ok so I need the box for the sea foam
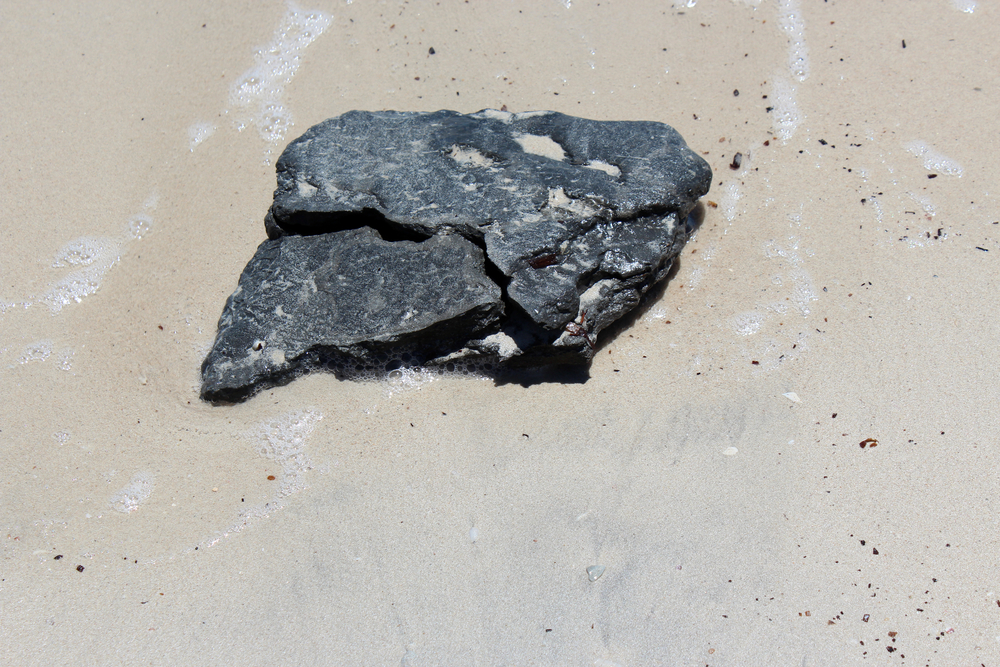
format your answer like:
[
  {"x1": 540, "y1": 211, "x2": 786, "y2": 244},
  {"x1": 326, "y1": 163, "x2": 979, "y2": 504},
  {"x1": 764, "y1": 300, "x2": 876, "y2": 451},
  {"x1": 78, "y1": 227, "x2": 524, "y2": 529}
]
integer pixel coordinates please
[{"x1": 229, "y1": 4, "x2": 333, "y2": 149}]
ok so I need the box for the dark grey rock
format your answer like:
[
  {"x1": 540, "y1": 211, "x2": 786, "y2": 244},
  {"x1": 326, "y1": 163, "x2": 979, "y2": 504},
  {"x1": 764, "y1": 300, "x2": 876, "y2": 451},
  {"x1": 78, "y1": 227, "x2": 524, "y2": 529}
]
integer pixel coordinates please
[
  {"x1": 201, "y1": 228, "x2": 502, "y2": 402},
  {"x1": 202, "y1": 109, "x2": 711, "y2": 401}
]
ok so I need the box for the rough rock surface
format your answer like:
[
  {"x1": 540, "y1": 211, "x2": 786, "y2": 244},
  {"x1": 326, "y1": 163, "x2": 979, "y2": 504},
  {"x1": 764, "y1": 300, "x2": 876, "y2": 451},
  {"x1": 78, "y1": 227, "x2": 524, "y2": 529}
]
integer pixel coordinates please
[
  {"x1": 202, "y1": 109, "x2": 711, "y2": 401},
  {"x1": 201, "y1": 229, "x2": 502, "y2": 402}
]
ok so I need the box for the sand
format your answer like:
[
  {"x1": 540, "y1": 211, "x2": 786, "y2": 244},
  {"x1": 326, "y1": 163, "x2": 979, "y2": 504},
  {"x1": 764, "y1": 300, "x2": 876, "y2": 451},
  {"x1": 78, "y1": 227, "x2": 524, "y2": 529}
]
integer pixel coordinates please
[{"x1": 2, "y1": 1, "x2": 999, "y2": 664}]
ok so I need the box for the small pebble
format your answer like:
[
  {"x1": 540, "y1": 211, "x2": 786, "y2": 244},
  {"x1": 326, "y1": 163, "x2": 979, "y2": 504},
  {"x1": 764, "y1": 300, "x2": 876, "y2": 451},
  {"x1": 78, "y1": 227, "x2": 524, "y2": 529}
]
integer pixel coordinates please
[
  {"x1": 212, "y1": 487, "x2": 219, "y2": 492},
  {"x1": 469, "y1": 527, "x2": 478, "y2": 542},
  {"x1": 723, "y1": 446, "x2": 738, "y2": 456},
  {"x1": 587, "y1": 565, "x2": 606, "y2": 582},
  {"x1": 782, "y1": 392, "x2": 801, "y2": 403}
]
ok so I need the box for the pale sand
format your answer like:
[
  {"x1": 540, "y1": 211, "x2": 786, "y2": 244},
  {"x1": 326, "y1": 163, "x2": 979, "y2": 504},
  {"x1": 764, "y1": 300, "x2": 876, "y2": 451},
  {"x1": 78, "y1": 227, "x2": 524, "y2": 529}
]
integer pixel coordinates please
[{"x1": 2, "y1": 1, "x2": 999, "y2": 664}]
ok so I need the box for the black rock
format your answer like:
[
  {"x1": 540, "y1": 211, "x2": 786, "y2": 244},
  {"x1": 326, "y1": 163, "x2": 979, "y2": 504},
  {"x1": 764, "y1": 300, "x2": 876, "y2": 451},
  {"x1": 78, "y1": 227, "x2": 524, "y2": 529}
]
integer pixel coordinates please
[
  {"x1": 201, "y1": 228, "x2": 502, "y2": 402},
  {"x1": 202, "y1": 109, "x2": 711, "y2": 401}
]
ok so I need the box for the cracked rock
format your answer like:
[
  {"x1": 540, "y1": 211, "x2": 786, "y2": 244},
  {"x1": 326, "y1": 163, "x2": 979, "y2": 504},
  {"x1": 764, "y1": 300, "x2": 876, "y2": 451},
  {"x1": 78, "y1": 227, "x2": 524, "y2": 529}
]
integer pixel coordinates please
[{"x1": 202, "y1": 109, "x2": 711, "y2": 402}]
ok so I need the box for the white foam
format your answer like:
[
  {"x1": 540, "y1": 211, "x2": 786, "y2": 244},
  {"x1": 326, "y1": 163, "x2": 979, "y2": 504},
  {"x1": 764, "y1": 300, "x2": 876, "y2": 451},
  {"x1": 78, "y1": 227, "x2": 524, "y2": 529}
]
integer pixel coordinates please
[
  {"x1": 51, "y1": 237, "x2": 107, "y2": 268},
  {"x1": 56, "y1": 348, "x2": 74, "y2": 371},
  {"x1": 109, "y1": 472, "x2": 155, "y2": 513},
  {"x1": 126, "y1": 213, "x2": 152, "y2": 240},
  {"x1": 41, "y1": 238, "x2": 122, "y2": 313},
  {"x1": 720, "y1": 181, "x2": 741, "y2": 221},
  {"x1": 731, "y1": 311, "x2": 764, "y2": 336},
  {"x1": 949, "y1": 0, "x2": 976, "y2": 12},
  {"x1": 250, "y1": 409, "x2": 322, "y2": 498},
  {"x1": 770, "y1": 76, "x2": 801, "y2": 143},
  {"x1": 187, "y1": 121, "x2": 216, "y2": 150},
  {"x1": 229, "y1": 4, "x2": 333, "y2": 148},
  {"x1": 778, "y1": 0, "x2": 809, "y2": 82},
  {"x1": 384, "y1": 366, "x2": 440, "y2": 396},
  {"x1": 20, "y1": 340, "x2": 53, "y2": 363},
  {"x1": 907, "y1": 191, "x2": 936, "y2": 218},
  {"x1": 905, "y1": 140, "x2": 964, "y2": 176},
  {"x1": 34, "y1": 197, "x2": 154, "y2": 313}
]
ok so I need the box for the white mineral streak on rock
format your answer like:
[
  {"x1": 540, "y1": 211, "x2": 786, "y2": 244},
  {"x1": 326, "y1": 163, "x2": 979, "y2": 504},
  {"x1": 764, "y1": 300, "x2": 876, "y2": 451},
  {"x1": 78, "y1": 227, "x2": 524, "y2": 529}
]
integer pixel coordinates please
[
  {"x1": 515, "y1": 133, "x2": 568, "y2": 161},
  {"x1": 545, "y1": 187, "x2": 600, "y2": 218},
  {"x1": 905, "y1": 140, "x2": 964, "y2": 177},
  {"x1": 475, "y1": 108, "x2": 513, "y2": 122},
  {"x1": 229, "y1": 4, "x2": 333, "y2": 147},
  {"x1": 109, "y1": 472, "x2": 155, "y2": 513},
  {"x1": 448, "y1": 145, "x2": 495, "y2": 168},
  {"x1": 584, "y1": 160, "x2": 621, "y2": 177}
]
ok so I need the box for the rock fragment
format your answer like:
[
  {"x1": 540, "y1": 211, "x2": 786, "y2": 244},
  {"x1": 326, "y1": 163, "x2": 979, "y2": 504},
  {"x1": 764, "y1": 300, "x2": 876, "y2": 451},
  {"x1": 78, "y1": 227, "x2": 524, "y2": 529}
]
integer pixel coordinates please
[
  {"x1": 201, "y1": 228, "x2": 501, "y2": 402},
  {"x1": 202, "y1": 109, "x2": 712, "y2": 401}
]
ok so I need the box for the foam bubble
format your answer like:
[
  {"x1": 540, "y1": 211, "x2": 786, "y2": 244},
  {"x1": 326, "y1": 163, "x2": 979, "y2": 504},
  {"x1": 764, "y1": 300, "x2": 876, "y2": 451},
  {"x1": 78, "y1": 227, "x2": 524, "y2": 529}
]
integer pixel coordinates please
[
  {"x1": 770, "y1": 76, "x2": 801, "y2": 143},
  {"x1": 56, "y1": 348, "x2": 75, "y2": 371},
  {"x1": 187, "y1": 121, "x2": 216, "y2": 150},
  {"x1": 778, "y1": 0, "x2": 809, "y2": 82},
  {"x1": 109, "y1": 472, "x2": 155, "y2": 513},
  {"x1": 250, "y1": 409, "x2": 323, "y2": 498},
  {"x1": 41, "y1": 238, "x2": 122, "y2": 313},
  {"x1": 33, "y1": 196, "x2": 154, "y2": 313},
  {"x1": 907, "y1": 191, "x2": 936, "y2": 218},
  {"x1": 731, "y1": 312, "x2": 764, "y2": 336},
  {"x1": 720, "y1": 181, "x2": 741, "y2": 221},
  {"x1": 229, "y1": 4, "x2": 333, "y2": 148},
  {"x1": 905, "y1": 140, "x2": 964, "y2": 177},
  {"x1": 51, "y1": 237, "x2": 108, "y2": 268},
  {"x1": 126, "y1": 214, "x2": 152, "y2": 240},
  {"x1": 384, "y1": 366, "x2": 440, "y2": 395},
  {"x1": 20, "y1": 340, "x2": 53, "y2": 363}
]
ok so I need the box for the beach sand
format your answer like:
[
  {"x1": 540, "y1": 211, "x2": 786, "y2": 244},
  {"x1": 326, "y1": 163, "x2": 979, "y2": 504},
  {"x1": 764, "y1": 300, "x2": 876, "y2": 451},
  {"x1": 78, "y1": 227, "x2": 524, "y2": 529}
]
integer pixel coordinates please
[{"x1": 2, "y1": 1, "x2": 999, "y2": 664}]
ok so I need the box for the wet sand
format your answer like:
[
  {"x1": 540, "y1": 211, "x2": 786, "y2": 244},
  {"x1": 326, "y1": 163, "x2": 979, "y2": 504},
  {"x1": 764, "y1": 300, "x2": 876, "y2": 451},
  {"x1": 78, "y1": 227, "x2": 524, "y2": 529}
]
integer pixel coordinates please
[{"x1": 2, "y1": 1, "x2": 999, "y2": 664}]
